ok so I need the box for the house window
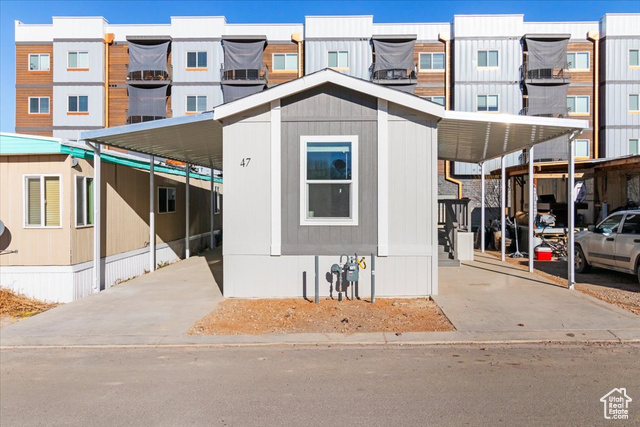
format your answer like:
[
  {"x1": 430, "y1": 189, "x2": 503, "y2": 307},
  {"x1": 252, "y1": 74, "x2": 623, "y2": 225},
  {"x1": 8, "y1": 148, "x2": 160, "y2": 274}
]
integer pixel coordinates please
[
  {"x1": 300, "y1": 136, "x2": 358, "y2": 226},
  {"x1": 28, "y1": 97, "x2": 50, "y2": 114},
  {"x1": 425, "y1": 96, "x2": 445, "y2": 106},
  {"x1": 575, "y1": 139, "x2": 590, "y2": 158},
  {"x1": 24, "y1": 175, "x2": 61, "y2": 227},
  {"x1": 186, "y1": 95, "x2": 207, "y2": 113},
  {"x1": 630, "y1": 94, "x2": 640, "y2": 112},
  {"x1": 29, "y1": 53, "x2": 50, "y2": 71},
  {"x1": 419, "y1": 53, "x2": 445, "y2": 71},
  {"x1": 214, "y1": 185, "x2": 221, "y2": 214},
  {"x1": 630, "y1": 139, "x2": 639, "y2": 155},
  {"x1": 477, "y1": 50, "x2": 499, "y2": 68},
  {"x1": 75, "y1": 176, "x2": 94, "y2": 227},
  {"x1": 68, "y1": 95, "x2": 89, "y2": 113},
  {"x1": 273, "y1": 53, "x2": 298, "y2": 71},
  {"x1": 186, "y1": 51, "x2": 207, "y2": 69},
  {"x1": 630, "y1": 49, "x2": 639, "y2": 67},
  {"x1": 477, "y1": 95, "x2": 499, "y2": 112},
  {"x1": 567, "y1": 52, "x2": 589, "y2": 70},
  {"x1": 67, "y1": 51, "x2": 89, "y2": 70},
  {"x1": 158, "y1": 187, "x2": 176, "y2": 214},
  {"x1": 328, "y1": 51, "x2": 349, "y2": 69},
  {"x1": 567, "y1": 96, "x2": 589, "y2": 114}
]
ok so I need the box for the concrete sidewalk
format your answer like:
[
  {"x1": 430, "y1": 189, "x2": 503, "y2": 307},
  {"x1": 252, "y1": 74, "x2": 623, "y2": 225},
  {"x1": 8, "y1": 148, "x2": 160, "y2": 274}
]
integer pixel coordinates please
[{"x1": 1, "y1": 249, "x2": 640, "y2": 348}]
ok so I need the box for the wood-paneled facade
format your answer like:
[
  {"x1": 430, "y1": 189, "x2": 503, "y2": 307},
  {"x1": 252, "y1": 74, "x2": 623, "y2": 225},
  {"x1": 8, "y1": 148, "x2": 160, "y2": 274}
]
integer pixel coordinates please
[
  {"x1": 15, "y1": 44, "x2": 54, "y2": 135},
  {"x1": 264, "y1": 43, "x2": 301, "y2": 86}
]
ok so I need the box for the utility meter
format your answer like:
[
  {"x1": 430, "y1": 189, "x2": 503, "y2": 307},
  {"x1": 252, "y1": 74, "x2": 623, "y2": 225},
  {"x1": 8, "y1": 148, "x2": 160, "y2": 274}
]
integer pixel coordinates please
[{"x1": 345, "y1": 259, "x2": 359, "y2": 282}]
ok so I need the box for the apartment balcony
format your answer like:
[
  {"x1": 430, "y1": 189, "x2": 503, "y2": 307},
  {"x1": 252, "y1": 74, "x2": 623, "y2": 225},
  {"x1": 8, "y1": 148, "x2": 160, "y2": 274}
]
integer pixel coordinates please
[
  {"x1": 126, "y1": 109, "x2": 171, "y2": 125},
  {"x1": 520, "y1": 62, "x2": 570, "y2": 84},
  {"x1": 126, "y1": 65, "x2": 172, "y2": 85},
  {"x1": 371, "y1": 67, "x2": 417, "y2": 85},
  {"x1": 221, "y1": 66, "x2": 268, "y2": 84}
]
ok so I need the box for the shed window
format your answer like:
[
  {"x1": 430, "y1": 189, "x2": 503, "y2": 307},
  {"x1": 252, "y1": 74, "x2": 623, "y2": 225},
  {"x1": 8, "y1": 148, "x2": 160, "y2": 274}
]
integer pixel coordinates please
[
  {"x1": 25, "y1": 175, "x2": 60, "y2": 227},
  {"x1": 630, "y1": 49, "x2": 639, "y2": 67},
  {"x1": 630, "y1": 94, "x2": 640, "y2": 112},
  {"x1": 630, "y1": 139, "x2": 639, "y2": 155},
  {"x1": 273, "y1": 53, "x2": 298, "y2": 71},
  {"x1": 567, "y1": 52, "x2": 589, "y2": 70},
  {"x1": 158, "y1": 187, "x2": 176, "y2": 214},
  {"x1": 75, "y1": 176, "x2": 94, "y2": 227},
  {"x1": 68, "y1": 51, "x2": 89, "y2": 69},
  {"x1": 29, "y1": 97, "x2": 50, "y2": 114},
  {"x1": 301, "y1": 136, "x2": 358, "y2": 226},
  {"x1": 419, "y1": 53, "x2": 445, "y2": 70},
  {"x1": 478, "y1": 50, "x2": 499, "y2": 68},
  {"x1": 567, "y1": 96, "x2": 589, "y2": 114},
  {"x1": 328, "y1": 51, "x2": 349, "y2": 69},
  {"x1": 575, "y1": 139, "x2": 590, "y2": 158},
  {"x1": 186, "y1": 95, "x2": 207, "y2": 113},
  {"x1": 29, "y1": 54, "x2": 50, "y2": 71},
  {"x1": 68, "y1": 95, "x2": 89, "y2": 113},
  {"x1": 477, "y1": 95, "x2": 498, "y2": 112},
  {"x1": 187, "y1": 51, "x2": 207, "y2": 69}
]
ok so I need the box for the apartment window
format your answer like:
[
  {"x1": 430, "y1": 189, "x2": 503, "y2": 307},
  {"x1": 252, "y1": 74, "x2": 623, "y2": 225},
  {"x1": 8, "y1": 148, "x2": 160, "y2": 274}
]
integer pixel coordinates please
[
  {"x1": 24, "y1": 175, "x2": 61, "y2": 227},
  {"x1": 158, "y1": 187, "x2": 176, "y2": 214},
  {"x1": 567, "y1": 96, "x2": 589, "y2": 114},
  {"x1": 629, "y1": 139, "x2": 639, "y2": 155},
  {"x1": 477, "y1": 95, "x2": 499, "y2": 112},
  {"x1": 214, "y1": 185, "x2": 221, "y2": 214},
  {"x1": 273, "y1": 53, "x2": 298, "y2": 71},
  {"x1": 186, "y1": 95, "x2": 207, "y2": 113},
  {"x1": 75, "y1": 176, "x2": 94, "y2": 227},
  {"x1": 575, "y1": 139, "x2": 590, "y2": 158},
  {"x1": 328, "y1": 51, "x2": 349, "y2": 69},
  {"x1": 29, "y1": 53, "x2": 50, "y2": 71},
  {"x1": 630, "y1": 94, "x2": 640, "y2": 112},
  {"x1": 419, "y1": 53, "x2": 445, "y2": 71},
  {"x1": 300, "y1": 136, "x2": 358, "y2": 225},
  {"x1": 567, "y1": 52, "x2": 589, "y2": 70},
  {"x1": 477, "y1": 50, "x2": 499, "y2": 68},
  {"x1": 67, "y1": 51, "x2": 89, "y2": 69},
  {"x1": 425, "y1": 96, "x2": 445, "y2": 106},
  {"x1": 68, "y1": 95, "x2": 89, "y2": 113},
  {"x1": 186, "y1": 51, "x2": 207, "y2": 69},
  {"x1": 630, "y1": 49, "x2": 639, "y2": 67},
  {"x1": 28, "y1": 97, "x2": 50, "y2": 114}
]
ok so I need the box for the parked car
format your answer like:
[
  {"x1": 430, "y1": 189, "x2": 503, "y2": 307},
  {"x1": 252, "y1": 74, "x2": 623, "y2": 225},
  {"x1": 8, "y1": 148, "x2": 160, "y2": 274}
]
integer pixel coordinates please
[{"x1": 574, "y1": 210, "x2": 640, "y2": 283}]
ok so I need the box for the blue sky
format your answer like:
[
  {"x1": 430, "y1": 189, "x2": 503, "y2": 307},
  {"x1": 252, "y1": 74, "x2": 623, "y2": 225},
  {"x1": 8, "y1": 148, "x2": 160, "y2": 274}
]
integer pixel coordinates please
[{"x1": 1, "y1": 0, "x2": 638, "y2": 133}]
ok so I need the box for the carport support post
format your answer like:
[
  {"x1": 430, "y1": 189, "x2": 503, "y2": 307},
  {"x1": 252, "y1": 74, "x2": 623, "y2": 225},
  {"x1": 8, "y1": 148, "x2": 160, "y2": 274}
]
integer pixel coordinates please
[
  {"x1": 480, "y1": 162, "x2": 485, "y2": 253},
  {"x1": 501, "y1": 156, "x2": 506, "y2": 261},
  {"x1": 149, "y1": 155, "x2": 155, "y2": 272},
  {"x1": 210, "y1": 168, "x2": 215, "y2": 249},
  {"x1": 185, "y1": 163, "x2": 190, "y2": 259},
  {"x1": 528, "y1": 147, "x2": 535, "y2": 273},
  {"x1": 568, "y1": 137, "x2": 576, "y2": 290},
  {"x1": 93, "y1": 143, "x2": 102, "y2": 292}
]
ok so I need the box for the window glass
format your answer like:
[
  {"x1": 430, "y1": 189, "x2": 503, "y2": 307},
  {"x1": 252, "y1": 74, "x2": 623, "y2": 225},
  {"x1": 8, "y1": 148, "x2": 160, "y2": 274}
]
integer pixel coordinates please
[
  {"x1": 478, "y1": 51, "x2": 487, "y2": 67},
  {"x1": 598, "y1": 214, "x2": 623, "y2": 234},
  {"x1": 40, "y1": 97, "x2": 49, "y2": 114},
  {"x1": 576, "y1": 52, "x2": 589, "y2": 69},
  {"x1": 197, "y1": 96, "x2": 207, "y2": 112},
  {"x1": 77, "y1": 52, "x2": 89, "y2": 68},
  {"x1": 338, "y1": 51, "x2": 348, "y2": 68},
  {"x1": 27, "y1": 177, "x2": 41, "y2": 226},
  {"x1": 630, "y1": 50, "x2": 639, "y2": 67},
  {"x1": 427, "y1": 96, "x2": 445, "y2": 106},
  {"x1": 68, "y1": 52, "x2": 77, "y2": 68},
  {"x1": 630, "y1": 139, "x2": 639, "y2": 155},
  {"x1": 621, "y1": 214, "x2": 640, "y2": 234},
  {"x1": 78, "y1": 96, "x2": 88, "y2": 112},
  {"x1": 30, "y1": 55, "x2": 39, "y2": 70},
  {"x1": 158, "y1": 187, "x2": 176, "y2": 213},
  {"x1": 432, "y1": 53, "x2": 445, "y2": 69},
  {"x1": 68, "y1": 96, "x2": 78, "y2": 112},
  {"x1": 274, "y1": 54, "x2": 286, "y2": 70},
  {"x1": 487, "y1": 95, "x2": 498, "y2": 111},
  {"x1": 328, "y1": 51, "x2": 338, "y2": 68},
  {"x1": 488, "y1": 51, "x2": 498, "y2": 67},
  {"x1": 76, "y1": 176, "x2": 84, "y2": 226},
  {"x1": 477, "y1": 95, "x2": 487, "y2": 111},
  {"x1": 285, "y1": 53, "x2": 298, "y2": 70},
  {"x1": 197, "y1": 51, "x2": 207, "y2": 68},
  {"x1": 187, "y1": 52, "x2": 197, "y2": 68},
  {"x1": 186, "y1": 96, "x2": 196, "y2": 112},
  {"x1": 44, "y1": 177, "x2": 60, "y2": 227},
  {"x1": 567, "y1": 96, "x2": 589, "y2": 113},
  {"x1": 29, "y1": 54, "x2": 50, "y2": 71},
  {"x1": 307, "y1": 142, "x2": 351, "y2": 180},
  {"x1": 167, "y1": 188, "x2": 176, "y2": 212},
  {"x1": 575, "y1": 140, "x2": 589, "y2": 157},
  {"x1": 308, "y1": 184, "x2": 350, "y2": 218},
  {"x1": 630, "y1": 94, "x2": 640, "y2": 112},
  {"x1": 159, "y1": 188, "x2": 168, "y2": 213},
  {"x1": 420, "y1": 53, "x2": 431, "y2": 70},
  {"x1": 29, "y1": 98, "x2": 40, "y2": 114},
  {"x1": 86, "y1": 178, "x2": 94, "y2": 225}
]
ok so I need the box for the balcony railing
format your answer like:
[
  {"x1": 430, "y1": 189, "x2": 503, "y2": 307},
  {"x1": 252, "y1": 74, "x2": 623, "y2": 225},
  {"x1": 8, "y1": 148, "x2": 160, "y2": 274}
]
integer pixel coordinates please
[
  {"x1": 125, "y1": 108, "x2": 171, "y2": 125},
  {"x1": 221, "y1": 66, "x2": 268, "y2": 84},
  {"x1": 126, "y1": 65, "x2": 172, "y2": 83},
  {"x1": 518, "y1": 107, "x2": 569, "y2": 118},
  {"x1": 370, "y1": 66, "x2": 417, "y2": 85},
  {"x1": 520, "y1": 61, "x2": 570, "y2": 83}
]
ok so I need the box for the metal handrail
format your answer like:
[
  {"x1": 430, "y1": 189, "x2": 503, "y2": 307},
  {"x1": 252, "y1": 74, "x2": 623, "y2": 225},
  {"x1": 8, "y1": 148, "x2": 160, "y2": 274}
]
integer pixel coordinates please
[
  {"x1": 438, "y1": 199, "x2": 471, "y2": 231},
  {"x1": 220, "y1": 66, "x2": 268, "y2": 82},
  {"x1": 520, "y1": 61, "x2": 570, "y2": 82},
  {"x1": 126, "y1": 64, "x2": 172, "y2": 82},
  {"x1": 125, "y1": 108, "x2": 171, "y2": 124}
]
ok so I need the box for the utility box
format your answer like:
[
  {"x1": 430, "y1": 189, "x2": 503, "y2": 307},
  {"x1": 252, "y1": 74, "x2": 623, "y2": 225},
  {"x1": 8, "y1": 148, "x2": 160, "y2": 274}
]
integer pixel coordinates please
[
  {"x1": 454, "y1": 230, "x2": 475, "y2": 261},
  {"x1": 345, "y1": 261, "x2": 359, "y2": 282}
]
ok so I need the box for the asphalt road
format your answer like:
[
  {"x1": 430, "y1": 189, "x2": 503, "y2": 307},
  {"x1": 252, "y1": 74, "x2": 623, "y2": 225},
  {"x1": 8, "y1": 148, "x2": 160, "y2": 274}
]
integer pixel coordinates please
[{"x1": 1, "y1": 344, "x2": 639, "y2": 426}]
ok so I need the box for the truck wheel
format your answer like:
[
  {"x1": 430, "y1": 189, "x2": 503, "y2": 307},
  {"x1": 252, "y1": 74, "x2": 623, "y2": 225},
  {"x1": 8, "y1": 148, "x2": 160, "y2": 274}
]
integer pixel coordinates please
[{"x1": 575, "y1": 245, "x2": 590, "y2": 274}]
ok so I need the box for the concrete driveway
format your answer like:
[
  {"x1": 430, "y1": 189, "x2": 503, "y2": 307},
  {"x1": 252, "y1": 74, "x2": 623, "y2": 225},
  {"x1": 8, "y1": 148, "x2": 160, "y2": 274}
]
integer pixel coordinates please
[{"x1": 1, "y1": 249, "x2": 223, "y2": 347}]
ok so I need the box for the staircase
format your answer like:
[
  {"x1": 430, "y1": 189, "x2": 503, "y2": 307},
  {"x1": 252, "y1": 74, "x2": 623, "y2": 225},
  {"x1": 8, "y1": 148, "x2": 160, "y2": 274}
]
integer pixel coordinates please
[
  {"x1": 438, "y1": 224, "x2": 460, "y2": 267},
  {"x1": 437, "y1": 198, "x2": 471, "y2": 267}
]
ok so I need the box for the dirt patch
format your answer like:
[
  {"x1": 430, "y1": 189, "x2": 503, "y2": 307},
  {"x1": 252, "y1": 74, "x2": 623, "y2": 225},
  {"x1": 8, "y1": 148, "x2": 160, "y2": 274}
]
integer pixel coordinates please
[
  {"x1": 0, "y1": 288, "x2": 59, "y2": 327},
  {"x1": 190, "y1": 297, "x2": 455, "y2": 335}
]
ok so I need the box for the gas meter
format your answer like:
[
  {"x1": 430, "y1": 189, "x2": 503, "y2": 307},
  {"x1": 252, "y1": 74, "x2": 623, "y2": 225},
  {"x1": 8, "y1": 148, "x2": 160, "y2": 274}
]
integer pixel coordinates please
[{"x1": 345, "y1": 259, "x2": 359, "y2": 282}]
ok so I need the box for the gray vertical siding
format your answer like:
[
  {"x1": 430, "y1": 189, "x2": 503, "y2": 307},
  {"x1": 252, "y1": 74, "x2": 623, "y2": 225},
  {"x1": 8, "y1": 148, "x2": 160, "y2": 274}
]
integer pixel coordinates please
[
  {"x1": 171, "y1": 41, "x2": 224, "y2": 83},
  {"x1": 305, "y1": 40, "x2": 372, "y2": 80},
  {"x1": 280, "y1": 84, "x2": 378, "y2": 255}
]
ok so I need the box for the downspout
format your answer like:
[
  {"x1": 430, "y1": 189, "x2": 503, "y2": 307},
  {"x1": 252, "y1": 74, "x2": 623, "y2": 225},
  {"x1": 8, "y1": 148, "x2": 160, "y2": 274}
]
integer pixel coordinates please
[
  {"x1": 439, "y1": 32, "x2": 463, "y2": 199},
  {"x1": 291, "y1": 32, "x2": 303, "y2": 78},
  {"x1": 103, "y1": 33, "x2": 114, "y2": 129},
  {"x1": 587, "y1": 30, "x2": 599, "y2": 159}
]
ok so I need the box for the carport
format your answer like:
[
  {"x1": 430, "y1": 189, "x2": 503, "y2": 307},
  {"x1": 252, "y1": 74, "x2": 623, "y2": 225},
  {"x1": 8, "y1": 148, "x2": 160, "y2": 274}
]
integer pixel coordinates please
[{"x1": 82, "y1": 69, "x2": 587, "y2": 295}]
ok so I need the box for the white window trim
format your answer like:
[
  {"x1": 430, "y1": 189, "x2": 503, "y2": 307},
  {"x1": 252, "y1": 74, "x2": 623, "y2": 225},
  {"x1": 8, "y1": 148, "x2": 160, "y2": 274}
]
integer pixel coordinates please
[
  {"x1": 28, "y1": 53, "x2": 50, "y2": 71},
  {"x1": 575, "y1": 139, "x2": 590, "y2": 158},
  {"x1": 327, "y1": 50, "x2": 349, "y2": 70},
  {"x1": 630, "y1": 139, "x2": 640, "y2": 155},
  {"x1": 67, "y1": 95, "x2": 89, "y2": 113},
  {"x1": 629, "y1": 49, "x2": 640, "y2": 68},
  {"x1": 185, "y1": 51, "x2": 207, "y2": 69},
  {"x1": 300, "y1": 135, "x2": 358, "y2": 226},
  {"x1": 23, "y1": 174, "x2": 63, "y2": 229},
  {"x1": 476, "y1": 94, "x2": 499, "y2": 113},
  {"x1": 272, "y1": 53, "x2": 298, "y2": 72},
  {"x1": 185, "y1": 95, "x2": 207, "y2": 113},
  {"x1": 567, "y1": 95, "x2": 590, "y2": 115},
  {"x1": 75, "y1": 175, "x2": 94, "y2": 228},
  {"x1": 629, "y1": 94, "x2": 640, "y2": 113},
  {"x1": 157, "y1": 186, "x2": 176, "y2": 214},
  {"x1": 477, "y1": 50, "x2": 499, "y2": 69},
  {"x1": 28, "y1": 96, "x2": 50, "y2": 115},
  {"x1": 418, "y1": 52, "x2": 445, "y2": 72},
  {"x1": 67, "y1": 51, "x2": 89, "y2": 69},
  {"x1": 567, "y1": 51, "x2": 590, "y2": 71}
]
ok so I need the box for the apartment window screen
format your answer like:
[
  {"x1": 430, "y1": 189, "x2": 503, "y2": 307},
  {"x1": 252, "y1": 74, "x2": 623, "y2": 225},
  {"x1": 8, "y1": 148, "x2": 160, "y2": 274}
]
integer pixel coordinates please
[
  {"x1": 328, "y1": 51, "x2": 349, "y2": 69},
  {"x1": 575, "y1": 139, "x2": 590, "y2": 158},
  {"x1": 630, "y1": 50, "x2": 639, "y2": 67},
  {"x1": 477, "y1": 50, "x2": 498, "y2": 68},
  {"x1": 477, "y1": 95, "x2": 499, "y2": 112},
  {"x1": 68, "y1": 51, "x2": 89, "y2": 69},
  {"x1": 273, "y1": 53, "x2": 298, "y2": 71},
  {"x1": 567, "y1": 96, "x2": 589, "y2": 114},
  {"x1": 630, "y1": 139, "x2": 640, "y2": 155},
  {"x1": 186, "y1": 95, "x2": 207, "y2": 113},
  {"x1": 29, "y1": 54, "x2": 50, "y2": 71},
  {"x1": 426, "y1": 96, "x2": 445, "y2": 106},
  {"x1": 567, "y1": 52, "x2": 589, "y2": 70},
  {"x1": 630, "y1": 94, "x2": 640, "y2": 112},
  {"x1": 25, "y1": 175, "x2": 60, "y2": 227},
  {"x1": 75, "y1": 176, "x2": 94, "y2": 227},
  {"x1": 29, "y1": 97, "x2": 50, "y2": 114},
  {"x1": 419, "y1": 53, "x2": 445, "y2": 70},
  {"x1": 128, "y1": 42, "x2": 170, "y2": 73},
  {"x1": 158, "y1": 187, "x2": 176, "y2": 214},
  {"x1": 187, "y1": 51, "x2": 207, "y2": 68},
  {"x1": 223, "y1": 40, "x2": 265, "y2": 71}
]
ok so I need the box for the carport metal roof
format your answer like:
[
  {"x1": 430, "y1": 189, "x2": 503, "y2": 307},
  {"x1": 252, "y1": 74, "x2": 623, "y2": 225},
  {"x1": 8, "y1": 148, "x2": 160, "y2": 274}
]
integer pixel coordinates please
[{"x1": 82, "y1": 70, "x2": 588, "y2": 169}]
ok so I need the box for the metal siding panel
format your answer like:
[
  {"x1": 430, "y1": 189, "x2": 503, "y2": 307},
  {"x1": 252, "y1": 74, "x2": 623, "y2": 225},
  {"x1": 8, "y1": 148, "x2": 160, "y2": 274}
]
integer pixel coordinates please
[
  {"x1": 453, "y1": 15, "x2": 524, "y2": 38},
  {"x1": 601, "y1": 14, "x2": 640, "y2": 37},
  {"x1": 454, "y1": 39, "x2": 521, "y2": 83},
  {"x1": 171, "y1": 85, "x2": 223, "y2": 117},
  {"x1": 305, "y1": 40, "x2": 372, "y2": 79},
  {"x1": 523, "y1": 22, "x2": 598, "y2": 40},
  {"x1": 52, "y1": 85, "x2": 104, "y2": 127},
  {"x1": 53, "y1": 41, "x2": 104, "y2": 83},
  {"x1": 305, "y1": 16, "x2": 373, "y2": 39},
  {"x1": 171, "y1": 41, "x2": 222, "y2": 83}
]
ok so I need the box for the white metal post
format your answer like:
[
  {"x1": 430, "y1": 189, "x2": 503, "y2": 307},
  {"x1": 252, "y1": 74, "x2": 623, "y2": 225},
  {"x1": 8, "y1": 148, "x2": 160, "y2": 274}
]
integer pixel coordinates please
[
  {"x1": 501, "y1": 156, "x2": 506, "y2": 261},
  {"x1": 93, "y1": 143, "x2": 102, "y2": 291},
  {"x1": 480, "y1": 162, "x2": 485, "y2": 253},
  {"x1": 528, "y1": 146, "x2": 535, "y2": 273},
  {"x1": 185, "y1": 163, "x2": 190, "y2": 259},
  {"x1": 149, "y1": 155, "x2": 155, "y2": 272},
  {"x1": 568, "y1": 137, "x2": 576, "y2": 289},
  {"x1": 210, "y1": 168, "x2": 215, "y2": 249}
]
